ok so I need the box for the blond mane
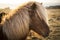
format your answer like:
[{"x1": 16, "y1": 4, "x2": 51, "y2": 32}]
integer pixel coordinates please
[{"x1": 1, "y1": 1, "x2": 36, "y2": 24}]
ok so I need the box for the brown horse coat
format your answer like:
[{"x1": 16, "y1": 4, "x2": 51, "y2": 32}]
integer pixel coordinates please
[{"x1": 0, "y1": 1, "x2": 50, "y2": 40}]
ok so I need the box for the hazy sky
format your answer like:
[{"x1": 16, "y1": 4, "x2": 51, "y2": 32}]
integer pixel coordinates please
[{"x1": 0, "y1": 0, "x2": 60, "y2": 9}]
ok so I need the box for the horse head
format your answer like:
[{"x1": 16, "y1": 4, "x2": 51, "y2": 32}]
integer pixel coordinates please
[{"x1": 28, "y1": 2, "x2": 50, "y2": 38}]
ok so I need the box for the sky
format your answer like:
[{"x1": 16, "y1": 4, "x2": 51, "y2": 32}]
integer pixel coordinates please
[{"x1": 0, "y1": 0, "x2": 60, "y2": 9}]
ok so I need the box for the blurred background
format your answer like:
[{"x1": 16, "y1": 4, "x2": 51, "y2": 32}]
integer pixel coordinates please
[
  {"x1": 0, "y1": 0, "x2": 60, "y2": 40},
  {"x1": 0, "y1": 0, "x2": 60, "y2": 9}
]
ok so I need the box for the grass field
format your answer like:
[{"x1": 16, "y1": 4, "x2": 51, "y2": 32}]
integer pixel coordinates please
[{"x1": 46, "y1": 8, "x2": 60, "y2": 40}]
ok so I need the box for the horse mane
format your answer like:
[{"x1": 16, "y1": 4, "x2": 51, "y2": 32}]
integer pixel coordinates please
[
  {"x1": 0, "y1": 1, "x2": 39, "y2": 24},
  {"x1": 0, "y1": 1, "x2": 47, "y2": 25}
]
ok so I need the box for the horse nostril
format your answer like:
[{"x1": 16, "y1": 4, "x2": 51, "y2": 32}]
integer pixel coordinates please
[
  {"x1": 43, "y1": 32, "x2": 50, "y2": 38},
  {"x1": 45, "y1": 33, "x2": 49, "y2": 37}
]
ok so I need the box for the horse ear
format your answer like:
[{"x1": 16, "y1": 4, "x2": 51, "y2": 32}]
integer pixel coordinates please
[{"x1": 31, "y1": 2, "x2": 36, "y2": 10}]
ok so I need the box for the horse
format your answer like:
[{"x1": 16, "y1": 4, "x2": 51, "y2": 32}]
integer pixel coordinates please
[{"x1": 0, "y1": 2, "x2": 50, "y2": 40}]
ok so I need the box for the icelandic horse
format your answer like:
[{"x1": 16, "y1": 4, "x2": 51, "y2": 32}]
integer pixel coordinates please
[{"x1": 0, "y1": 2, "x2": 50, "y2": 40}]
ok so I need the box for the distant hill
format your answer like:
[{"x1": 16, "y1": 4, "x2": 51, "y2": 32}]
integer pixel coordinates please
[{"x1": 46, "y1": 5, "x2": 60, "y2": 9}]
